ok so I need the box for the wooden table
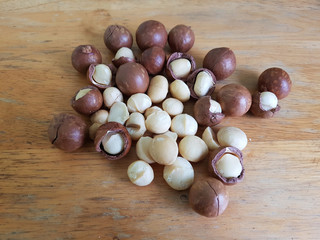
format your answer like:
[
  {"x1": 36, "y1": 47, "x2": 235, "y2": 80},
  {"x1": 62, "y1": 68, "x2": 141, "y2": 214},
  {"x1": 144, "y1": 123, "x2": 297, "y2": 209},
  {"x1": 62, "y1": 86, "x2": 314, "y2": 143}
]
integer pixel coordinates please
[{"x1": 1, "y1": 1, "x2": 319, "y2": 239}]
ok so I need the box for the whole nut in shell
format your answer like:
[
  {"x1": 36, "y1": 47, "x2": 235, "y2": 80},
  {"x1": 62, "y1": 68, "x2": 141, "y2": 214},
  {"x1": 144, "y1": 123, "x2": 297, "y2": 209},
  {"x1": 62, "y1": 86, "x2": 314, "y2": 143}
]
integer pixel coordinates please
[
  {"x1": 194, "y1": 96, "x2": 225, "y2": 126},
  {"x1": 104, "y1": 25, "x2": 133, "y2": 53},
  {"x1": 258, "y1": 67, "x2": 292, "y2": 99},
  {"x1": 250, "y1": 91, "x2": 280, "y2": 118},
  {"x1": 71, "y1": 45, "x2": 102, "y2": 74},
  {"x1": 189, "y1": 177, "x2": 229, "y2": 217},
  {"x1": 165, "y1": 52, "x2": 196, "y2": 81},
  {"x1": 187, "y1": 68, "x2": 216, "y2": 99},
  {"x1": 168, "y1": 24, "x2": 195, "y2": 53},
  {"x1": 136, "y1": 20, "x2": 167, "y2": 50},
  {"x1": 140, "y1": 46, "x2": 166, "y2": 75},
  {"x1": 203, "y1": 47, "x2": 236, "y2": 80}
]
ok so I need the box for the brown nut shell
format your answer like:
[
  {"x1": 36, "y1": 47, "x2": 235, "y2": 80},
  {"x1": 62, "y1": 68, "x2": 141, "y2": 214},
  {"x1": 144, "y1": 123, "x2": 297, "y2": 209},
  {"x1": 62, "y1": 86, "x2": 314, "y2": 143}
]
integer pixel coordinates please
[
  {"x1": 48, "y1": 113, "x2": 87, "y2": 152},
  {"x1": 216, "y1": 83, "x2": 252, "y2": 117},
  {"x1": 87, "y1": 64, "x2": 115, "y2": 90},
  {"x1": 104, "y1": 25, "x2": 133, "y2": 53},
  {"x1": 168, "y1": 24, "x2": 195, "y2": 53},
  {"x1": 208, "y1": 146, "x2": 244, "y2": 185},
  {"x1": 203, "y1": 47, "x2": 236, "y2": 80},
  {"x1": 194, "y1": 96, "x2": 225, "y2": 126},
  {"x1": 94, "y1": 122, "x2": 132, "y2": 160},
  {"x1": 189, "y1": 177, "x2": 229, "y2": 217},
  {"x1": 165, "y1": 52, "x2": 196, "y2": 81},
  {"x1": 71, "y1": 45, "x2": 102, "y2": 74},
  {"x1": 187, "y1": 68, "x2": 216, "y2": 99},
  {"x1": 250, "y1": 91, "x2": 280, "y2": 118},
  {"x1": 258, "y1": 67, "x2": 292, "y2": 99},
  {"x1": 71, "y1": 85, "x2": 103, "y2": 115},
  {"x1": 140, "y1": 46, "x2": 166, "y2": 75},
  {"x1": 115, "y1": 62, "x2": 150, "y2": 96}
]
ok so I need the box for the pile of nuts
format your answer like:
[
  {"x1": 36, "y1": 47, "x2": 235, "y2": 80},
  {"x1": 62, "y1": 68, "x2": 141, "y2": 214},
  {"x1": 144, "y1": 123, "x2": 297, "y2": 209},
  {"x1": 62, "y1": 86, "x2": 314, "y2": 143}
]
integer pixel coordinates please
[{"x1": 48, "y1": 20, "x2": 292, "y2": 218}]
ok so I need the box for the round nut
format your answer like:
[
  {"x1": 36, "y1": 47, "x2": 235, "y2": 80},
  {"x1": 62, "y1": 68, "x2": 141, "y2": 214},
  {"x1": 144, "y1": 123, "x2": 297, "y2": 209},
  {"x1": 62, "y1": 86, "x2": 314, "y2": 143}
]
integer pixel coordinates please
[
  {"x1": 194, "y1": 96, "x2": 225, "y2": 126},
  {"x1": 147, "y1": 75, "x2": 169, "y2": 104},
  {"x1": 136, "y1": 136, "x2": 155, "y2": 164},
  {"x1": 145, "y1": 110, "x2": 171, "y2": 134},
  {"x1": 149, "y1": 134, "x2": 178, "y2": 165},
  {"x1": 208, "y1": 146, "x2": 244, "y2": 185},
  {"x1": 103, "y1": 87, "x2": 124, "y2": 109},
  {"x1": 127, "y1": 93, "x2": 152, "y2": 113},
  {"x1": 163, "y1": 157, "x2": 194, "y2": 190},
  {"x1": 71, "y1": 45, "x2": 102, "y2": 74},
  {"x1": 169, "y1": 79, "x2": 191, "y2": 102},
  {"x1": 168, "y1": 24, "x2": 195, "y2": 53},
  {"x1": 144, "y1": 106, "x2": 162, "y2": 118},
  {"x1": 112, "y1": 47, "x2": 136, "y2": 68},
  {"x1": 90, "y1": 109, "x2": 109, "y2": 124},
  {"x1": 87, "y1": 64, "x2": 113, "y2": 89},
  {"x1": 140, "y1": 46, "x2": 166, "y2": 75},
  {"x1": 165, "y1": 52, "x2": 196, "y2": 81},
  {"x1": 89, "y1": 122, "x2": 102, "y2": 140},
  {"x1": 189, "y1": 177, "x2": 229, "y2": 217},
  {"x1": 162, "y1": 98, "x2": 184, "y2": 116},
  {"x1": 104, "y1": 25, "x2": 133, "y2": 53},
  {"x1": 216, "y1": 126, "x2": 248, "y2": 150},
  {"x1": 125, "y1": 112, "x2": 146, "y2": 141},
  {"x1": 187, "y1": 68, "x2": 216, "y2": 99},
  {"x1": 250, "y1": 91, "x2": 280, "y2": 118},
  {"x1": 201, "y1": 127, "x2": 220, "y2": 151},
  {"x1": 127, "y1": 160, "x2": 154, "y2": 186},
  {"x1": 162, "y1": 131, "x2": 178, "y2": 141},
  {"x1": 258, "y1": 67, "x2": 292, "y2": 99},
  {"x1": 170, "y1": 114, "x2": 198, "y2": 137},
  {"x1": 179, "y1": 135, "x2": 208, "y2": 162},
  {"x1": 107, "y1": 101, "x2": 129, "y2": 125}
]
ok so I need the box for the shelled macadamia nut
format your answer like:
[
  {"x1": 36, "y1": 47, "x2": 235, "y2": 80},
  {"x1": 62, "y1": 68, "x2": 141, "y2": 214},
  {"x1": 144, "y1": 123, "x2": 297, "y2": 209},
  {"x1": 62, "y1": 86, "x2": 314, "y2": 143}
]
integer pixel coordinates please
[
  {"x1": 87, "y1": 64, "x2": 113, "y2": 89},
  {"x1": 103, "y1": 87, "x2": 123, "y2": 108},
  {"x1": 127, "y1": 160, "x2": 154, "y2": 186},
  {"x1": 149, "y1": 134, "x2": 178, "y2": 165},
  {"x1": 112, "y1": 47, "x2": 136, "y2": 67},
  {"x1": 162, "y1": 98, "x2": 184, "y2": 116},
  {"x1": 169, "y1": 79, "x2": 191, "y2": 102},
  {"x1": 170, "y1": 113, "x2": 198, "y2": 137},
  {"x1": 90, "y1": 109, "x2": 109, "y2": 124},
  {"x1": 187, "y1": 68, "x2": 216, "y2": 99},
  {"x1": 194, "y1": 96, "x2": 224, "y2": 126},
  {"x1": 250, "y1": 91, "x2": 280, "y2": 118},
  {"x1": 107, "y1": 102, "x2": 129, "y2": 125},
  {"x1": 127, "y1": 93, "x2": 152, "y2": 113},
  {"x1": 166, "y1": 52, "x2": 196, "y2": 81},
  {"x1": 144, "y1": 106, "x2": 162, "y2": 118},
  {"x1": 162, "y1": 131, "x2": 178, "y2": 141},
  {"x1": 136, "y1": 136, "x2": 155, "y2": 164},
  {"x1": 147, "y1": 75, "x2": 169, "y2": 103},
  {"x1": 125, "y1": 112, "x2": 146, "y2": 141},
  {"x1": 208, "y1": 146, "x2": 244, "y2": 185},
  {"x1": 179, "y1": 135, "x2": 209, "y2": 162},
  {"x1": 202, "y1": 127, "x2": 220, "y2": 151},
  {"x1": 89, "y1": 122, "x2": 102, "y2": 140},
  {"x1": 217, "y1": 126, "x2": 248, "y2": 150},
  {"x1": 145, "y1": 110, "x2": 171, "y2": 134},
  {"x1": 163, "y1": 157, "x2": 194, "y2": 190}
]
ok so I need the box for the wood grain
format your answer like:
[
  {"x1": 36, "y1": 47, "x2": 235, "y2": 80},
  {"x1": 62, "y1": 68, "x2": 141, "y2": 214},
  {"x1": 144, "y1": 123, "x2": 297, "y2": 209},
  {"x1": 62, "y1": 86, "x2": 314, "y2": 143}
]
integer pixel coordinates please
[{"x1": 0, "y1": 0, "x2": 319, "y2": 239}]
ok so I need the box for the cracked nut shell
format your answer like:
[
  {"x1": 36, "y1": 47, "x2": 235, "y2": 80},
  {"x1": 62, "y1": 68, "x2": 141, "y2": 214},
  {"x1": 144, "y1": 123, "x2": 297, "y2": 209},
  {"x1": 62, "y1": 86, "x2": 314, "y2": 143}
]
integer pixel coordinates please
[
  {"x1": 87, "y1": 64, "x2": 115, "y2": 90},
  {"x1": 194, "y1": 96, "x2": 224, "y2": 126},
  {"x1": 250, "y1": 91, "x2": 280, "y2": 118},
  {"x1": 71, "y1": 45, "x2": 102, "y2": 74},
  {"x1": 165, "y1": 52, "x2": 196, "y2": 81},
  {"x1": 103, "y1": 25, "x2": 133, "y2": 53},
  {"x1": 187, "y1": 68, "x2": 216, "y2": 99}
]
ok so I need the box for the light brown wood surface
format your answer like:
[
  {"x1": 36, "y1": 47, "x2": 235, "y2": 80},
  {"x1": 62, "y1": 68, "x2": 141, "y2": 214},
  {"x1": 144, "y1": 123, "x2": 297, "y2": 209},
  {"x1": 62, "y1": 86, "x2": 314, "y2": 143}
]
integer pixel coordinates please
[{"x1": 1, "y1": 0, "x2": 319, "y2": 239}]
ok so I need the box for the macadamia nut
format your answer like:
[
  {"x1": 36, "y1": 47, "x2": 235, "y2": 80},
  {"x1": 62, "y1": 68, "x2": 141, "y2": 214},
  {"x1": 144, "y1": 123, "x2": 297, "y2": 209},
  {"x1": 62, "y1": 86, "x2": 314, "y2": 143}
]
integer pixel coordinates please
[
  {"x1": 162, "y1": 98, "x2": 184, "y2": 116},
  {"x1": 75, "y1": 88, "x2": 92, "y2": 100},
  {"x1": 260, "y1": 91, "x2": 278, "y2": 111},
  {"x1": 149, "y1": 134, "x2": 178, "y2": 165},
  {"x1": 216, "y1": 153, "x2": 242, "y2": 178},
  {"x1": 103, "y1": 87, "x2": 124, "y2": 108},
  {"x1": 127, "y1": 93, "x2": 152, "y2": 113},
  {"x1": 163, "y1": 157, "x2": 194, "y2": 190},
  {"x1": 179, "y1": 135, "x2": 208, "y2": 162},
  {"x1": 127, "y1": 160, "x2": 154, "y2": 186},
  {"x1": 169, "y1": 58, "x2": 192, "y2": 79},
  {"x1": 89, "y1": 122, "x2": 102, "y2": 140},
  {"x1": 169, "y1": 79, "x2": 191, "y2": 102},
  {"x1": 145, "y1": 110, "x2": 171, "y2": 134},
  {"x1": 108, "y1": 101, "x2": 129, "y2": 125},
  {"x1": 147, "y1": 75, "x2": 169, "y2": 103},
  {"x1": 217, "y1": 126, "x2": 248, "y2": 150},
  {"x1": 170, "y1": 114, "x2": 198, "y2": 137},
  {"x1": 162, "y1": 131, "x2": 178, "y2": 141},
  {"x1": 136, "y1": 136, "x2": 155, "y2": 164},
  {"x1": 90, "y1": 109, "x2": 109, "y2": 124},
  {"x1": 202, "y1": 127, "x2": 220, "y2": 150},
  {"x1": 101, "y1": 131, "x2": 125, "y2": 155},
  {"x1": 144, "y1": 106, "x2": 162, "y2": 118},
  {"x1": 194, "y1": 71, "x2": 214, "y2": 97},
  {"x1": 91, "y1": 64, "x2": 112, "y2": 86},
  {"x1": 114, "y1": 47, "x2": 135, "y2": 60},
  {"x1": 125, "y1": 112, "x2": 146, "y2": 141}
]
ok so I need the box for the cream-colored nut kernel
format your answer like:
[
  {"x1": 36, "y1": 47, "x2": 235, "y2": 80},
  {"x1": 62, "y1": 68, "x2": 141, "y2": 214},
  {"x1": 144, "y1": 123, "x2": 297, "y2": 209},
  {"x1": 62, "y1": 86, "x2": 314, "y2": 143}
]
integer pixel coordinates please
[
  {"x1": 147, "y1": 75, "x2": 169, "y2": 103},
  {"x1": 162, "y1": 98, "x2": 184, "y2": 116},
  {"x1": 107, "y1": 101, "x2": 129, "y2": 125},
  {"x1": 179, "y1": 135, "x2": 209, "y2": 162},
  {"x1": 145, "y1": 110, "x2": 171, "y2": 134},
  {"x1": 144, "y1": 106, "x2": 162, "y2": 118},
  {"x1": 114, "y1": 47, "x2": 135, "y2": 60},
  {"x1": 149, "y1": 134, "x2": 178, "y2": 165},
  {"x1": 169, "y1": 58, "x2": 192, "y2": 79},
  {"x1": 92, "y1": 64, "x2": 112, "y2": 85},
  {"x1": 216, "y1": 153, "x2": 242, "y2": 178},
  {"x1": 101, "y1": 131, "x2": 125, "y2": 155},
  {"x1": 169, "y1": 79, "x2": 190, "y2": 102},
  {"x1": 75, "y1": 88, "x2": 92, "y2": 100},
  {"x1": 217, "y1": 126, "x2": 248, "y2": 150},
  {"x1": 136, "y1": 136, "x2": 155, "y2": 164},
  {"x1": 127, "y1": 93, "x2": 152, "y2": 113},
  {"x1": 89, "y1": 122, "x2": 102, "y2": 140},
  {"x1": 103, "y1": 87, "x2": 124, "y2": 108},
  {"x1": 127, "y1": 160, "x2": 154, "y2": 186},
  {"x1": 125, "y1": 112, "x2": 146, "y2": 141},
  {"x1": 163, "y1": 157, "x2": 194, "y2": 190},
  {"x1": 162, "y1": 131, "x2": 178, "y2": 141},
  {"x1": 202, "y1": 127, "x2": 220, "y2": 150},
  {"x1": 90, "y1": 109, "x2": 109, "y2": 124},
  {"x1": 194, "y1": 71, "x2": 214, "y2": 97},
  {"x1": 260, "y1": 91, "x2": 278, "y2": 111},
  {"x1": 209, "y1": 99, "x2": 222, "y2": 113},
  {"x1": 170, "y1": 114, "x2": 198, "y2": 137}
]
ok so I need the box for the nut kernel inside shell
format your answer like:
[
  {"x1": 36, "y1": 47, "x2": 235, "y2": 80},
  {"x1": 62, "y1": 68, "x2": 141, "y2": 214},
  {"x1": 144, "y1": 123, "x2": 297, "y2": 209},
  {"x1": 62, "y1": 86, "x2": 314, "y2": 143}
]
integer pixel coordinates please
[
  {"x1": 260, "y1": 91, "x2": 278, "y2": 111},
  {"x1": 92, "y1": 64, "x2": 112, "y2": 85},
  {"x1": 75, "y1": 88, "x2": 92, "y2": 100},
  {"x1": 101, "y1": 131, "x2": 125, "y2": 155},
  {"x1": 169, "y1": 59, "x2": 192, "y2": 79},
  {"x1": 114, "y1": 47, "x2": 135, "y2": 60},
  {"x1": 216, "y1": 153, "x2": 242, "y2": 178}
]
